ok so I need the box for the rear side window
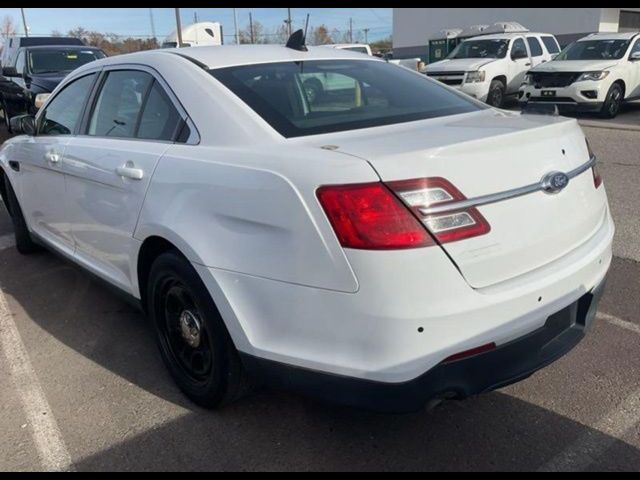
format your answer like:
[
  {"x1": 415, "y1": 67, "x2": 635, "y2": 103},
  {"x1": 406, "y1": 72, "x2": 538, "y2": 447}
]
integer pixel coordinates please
[
  {"x1": 137, "y1": 81, "x2": 182, "y2": 141},
  {"x1": 526, "y1": 37, "x2": 544, "y2": 57},
  {"x1": 39, "y1": 73, "x2": 97, "y2": 135},
  {"x1": 88, "y1": 70, "x2": 153, "y2": 138},
  {"x1": 541, "y1": 36, "x2": 560, "y2": 54}
]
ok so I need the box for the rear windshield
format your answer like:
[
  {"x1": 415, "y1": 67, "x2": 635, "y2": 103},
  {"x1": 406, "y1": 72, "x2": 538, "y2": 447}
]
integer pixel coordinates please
[
  {"x1": 447, "y1": 39, "x2": 509, "y2": 59},
  {"x1": 28, "y1": 49, "x2": 106, "y2": 74},
  {"x1": 210, "y1": 60, "x2": 481, "y2": 138},
  {"x1": 555, "y1": 40, "x2": 630, "y2": 60}
]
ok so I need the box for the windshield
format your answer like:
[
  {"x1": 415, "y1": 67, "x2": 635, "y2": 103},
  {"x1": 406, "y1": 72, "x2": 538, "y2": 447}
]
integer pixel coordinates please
[
  {"x1": 447, "y1": 40, "x2": 509, "y2": 59},
  {"x1": 210, "y1": 60, "x2": 481, "y2": 138},
  {"x1": 555, "y1": 40, "x2": 631, "y2": 60},
  {"x1": 27, "y1": 49, "x2": 105, "y2": 74}
]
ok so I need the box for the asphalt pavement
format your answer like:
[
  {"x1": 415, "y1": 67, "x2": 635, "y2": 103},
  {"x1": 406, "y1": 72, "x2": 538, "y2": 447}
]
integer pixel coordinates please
[{"x1": 0, "y1": 118, "x2": 638, "y2": 471}]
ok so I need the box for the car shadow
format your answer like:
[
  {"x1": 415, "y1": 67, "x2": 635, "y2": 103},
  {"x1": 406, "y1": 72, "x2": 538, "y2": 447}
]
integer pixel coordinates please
[{"x1": 0, "y1": 218, "x2": 639, "y2": 471}]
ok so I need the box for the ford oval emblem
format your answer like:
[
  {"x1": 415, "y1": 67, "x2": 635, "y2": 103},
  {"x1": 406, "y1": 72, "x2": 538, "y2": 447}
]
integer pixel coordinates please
[{"x1": 542, "y1": 171, "x2": 569, "y2": 194}]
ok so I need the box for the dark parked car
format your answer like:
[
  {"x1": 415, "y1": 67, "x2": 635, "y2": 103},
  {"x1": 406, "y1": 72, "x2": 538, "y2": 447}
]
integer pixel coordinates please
[{"x1": 1, "y1": 41, "x2": 106, "y2": 132}]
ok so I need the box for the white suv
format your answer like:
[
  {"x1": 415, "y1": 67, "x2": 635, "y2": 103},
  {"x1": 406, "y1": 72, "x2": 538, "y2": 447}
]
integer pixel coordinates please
[
  {"x1": 520, "y1": 32, "x2": 640, "y2": 118},
  {"x1": 425, "y1": 32, "x2": 560, "y2": 107}
]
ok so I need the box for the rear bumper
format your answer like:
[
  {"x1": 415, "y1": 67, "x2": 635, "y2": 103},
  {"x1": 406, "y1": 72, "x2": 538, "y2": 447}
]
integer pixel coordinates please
[{"x1": 241, "y1": 278, "x2": 606, "y2": 413}]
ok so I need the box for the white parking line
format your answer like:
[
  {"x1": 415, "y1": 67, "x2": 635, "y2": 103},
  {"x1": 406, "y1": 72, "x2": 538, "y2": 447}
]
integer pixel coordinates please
[
  {"x1": 597, "y1": 312, "x2": 640, "y2": 336},
  {"x1": 0, "y1": 288, "x2": 72, "y2": 471},
  {"x1": 538, "y1": 387, "x2": 640, "y2": 471},
  {"x1": 0, "y1": 234, "x2": 15, "y2": 251}
]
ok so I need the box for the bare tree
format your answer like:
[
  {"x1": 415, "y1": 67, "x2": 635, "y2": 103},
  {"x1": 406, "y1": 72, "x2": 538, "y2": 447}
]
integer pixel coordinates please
[
  {"x1": 1, "y1": 15, "x2": 17, "y2": 40},
  {"x1": 311, "y1": 25, "x2": 332, "y2": 45},
  {"x1": 239, "y1": 20, "x2": 267, "y2": 44}
]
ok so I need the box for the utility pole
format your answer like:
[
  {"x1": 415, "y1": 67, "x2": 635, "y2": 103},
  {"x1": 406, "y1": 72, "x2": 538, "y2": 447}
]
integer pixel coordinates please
[
  {"x1": 233, "y1": 8, "x2": 239, "y2": 44},
  {"x1": 149, "y1": 8, "x2": 157, "y2": 42},
  {"x1": 174, "y1": 8, "x2": 183, "y2": 47},
  {"x1": 363, "y1": 28, "x2": 370, "y2": 44},
  {"x1": 20, "y1": 8, "x2": 29, "y2": 37},
  {"x1": 285, "y1": 8, "x2": 292, "y2": 36},
  {"x1": 249, "y1": 12, "x2": 254, "y2": 44},
  {"x1": 349, "y1": 17, "x2": 353, "y2": 44}
]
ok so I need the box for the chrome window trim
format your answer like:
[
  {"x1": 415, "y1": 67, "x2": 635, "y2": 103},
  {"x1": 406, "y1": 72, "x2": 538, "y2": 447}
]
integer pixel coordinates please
[{"x1": 419, "y1": 156, "x2": 597, "y2": 216}]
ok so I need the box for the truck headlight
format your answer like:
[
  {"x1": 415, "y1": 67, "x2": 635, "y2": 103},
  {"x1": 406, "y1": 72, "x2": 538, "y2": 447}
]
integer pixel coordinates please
[
  {"x1": 577, "y1": 71, "x2": 609, "y2": 82},
  {"x1": 464, "y1": 71, "x2": 485, "y2": 83}
]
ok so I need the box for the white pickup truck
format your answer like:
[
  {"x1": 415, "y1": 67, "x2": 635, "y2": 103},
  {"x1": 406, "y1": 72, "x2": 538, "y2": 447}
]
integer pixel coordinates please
[
  {"x1": 424, "y1": 32, "x2": 560, "y2": 107},
  {"x1": 519, "y1": 32, "x2": 640, "y2": 118}
]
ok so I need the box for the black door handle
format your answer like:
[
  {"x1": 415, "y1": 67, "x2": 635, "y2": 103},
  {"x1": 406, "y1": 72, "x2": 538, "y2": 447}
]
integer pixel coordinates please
[{"x1": 9, "y1": 161, "x2": 20, "y2": 172}]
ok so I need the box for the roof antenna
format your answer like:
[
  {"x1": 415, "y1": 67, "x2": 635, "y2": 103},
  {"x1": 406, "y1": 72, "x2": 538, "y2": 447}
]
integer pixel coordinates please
[{"x1": 286, "y1": 28, "x2": 308, "y2": 52}]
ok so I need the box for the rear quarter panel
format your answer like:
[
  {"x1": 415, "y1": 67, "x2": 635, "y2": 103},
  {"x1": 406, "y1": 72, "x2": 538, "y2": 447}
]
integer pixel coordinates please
[{"x1": 135, "y1": 144, "x2": 380, "y2": 294}]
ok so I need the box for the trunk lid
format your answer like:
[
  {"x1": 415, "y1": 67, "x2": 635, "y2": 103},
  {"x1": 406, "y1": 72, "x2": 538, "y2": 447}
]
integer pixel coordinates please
[{"x1": 307, "y1": 110, "x2": 607, "y2": 288}]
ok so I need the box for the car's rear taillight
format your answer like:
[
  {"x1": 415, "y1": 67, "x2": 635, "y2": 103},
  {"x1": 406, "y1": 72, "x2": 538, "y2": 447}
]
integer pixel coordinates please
[
  {"x1": 386, "y1": 177, "x2": 491, "y2": 244},
  {"x1": 586, "y1": 138, "x2": 602, "y2": 189},
  {"x1": 317, "y1": 183, "x2": 434, "y2": 250}
]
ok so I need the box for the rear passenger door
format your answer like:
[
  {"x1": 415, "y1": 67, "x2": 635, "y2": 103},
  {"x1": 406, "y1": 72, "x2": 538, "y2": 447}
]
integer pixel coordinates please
[
  {"x1": 526, "y1": 36, "x2": 546, "y2": 67},
  {"x1": 62, "y1": 66, "x2": 192, "y2": 293}
]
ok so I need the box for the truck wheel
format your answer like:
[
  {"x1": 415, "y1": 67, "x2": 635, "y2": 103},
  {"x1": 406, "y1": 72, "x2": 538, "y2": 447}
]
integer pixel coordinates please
[
  {"x1": 147, "y1": 251, "x2": 254, "y2": 409},
  {"x1": 487, "y1": 80, "x2": 505, "y2": 108},
  {"x1": 600, "y1": 84, "x2": 623, "y2": 119},
  {"x1": 3, "y1": 176, "x2": 41, "y2": 254},
  {"x1": 0, "y1": 98, "x2": 12, "y2": 134},
  {"x1": 303, "y1": 78, "x2": 324, "y2": 104}
]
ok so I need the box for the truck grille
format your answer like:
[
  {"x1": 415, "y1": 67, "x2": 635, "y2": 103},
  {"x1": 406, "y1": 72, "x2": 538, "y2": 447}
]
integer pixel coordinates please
[
  {"x1": 426, "y1": 71, "x2": 465, "y2": 86},
  {"x1": 529, "y1": 72, "x2": 580, "y2": 88}
]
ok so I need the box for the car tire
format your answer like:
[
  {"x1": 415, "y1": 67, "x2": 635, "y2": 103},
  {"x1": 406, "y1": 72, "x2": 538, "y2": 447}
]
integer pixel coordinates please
[
  {"x1": 303, "y1": 78, "x2": 324, "y2": 104},
  {"x1": 0, "y1": 98, "x2": 12, "y2": 134},
  {"x1": 487, "y1": 80, "x2": 505, "y2": 108},
  {"x1": 147, "y1": 251, "x2": 253, "y2": 409},
  {"x1": 3, "y1": 176, "x2": 41, "y2": 254},
  {"x1": 600, "y1": 83, "x2": 623, "y2": 119}
]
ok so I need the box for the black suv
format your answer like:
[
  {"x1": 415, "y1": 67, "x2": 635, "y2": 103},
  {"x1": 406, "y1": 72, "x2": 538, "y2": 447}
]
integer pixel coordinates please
[{"x1": 1, "y1": 38, "x2": 106, "y2": 132}]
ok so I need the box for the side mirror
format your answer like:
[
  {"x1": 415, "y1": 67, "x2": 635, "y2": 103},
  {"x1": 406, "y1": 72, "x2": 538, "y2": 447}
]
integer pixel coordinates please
[
  {"x1": 9, "y1": 115, "x2": 36, "y2": 136},
  {"x1": 2, "y1": 66, "x2": 19, "y2": 77},
  {"x1": 630, "y1": 52, "x2": 640, "y2": 61},
  {"x1": 511, "y1": 49, "x2": 528, "y2": 60}
]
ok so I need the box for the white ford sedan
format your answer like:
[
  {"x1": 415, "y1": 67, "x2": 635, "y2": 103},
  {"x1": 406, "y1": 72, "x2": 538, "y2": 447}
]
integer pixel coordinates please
[{"x1": 0, "y1": 42, "x2": 613, "y2": 412}]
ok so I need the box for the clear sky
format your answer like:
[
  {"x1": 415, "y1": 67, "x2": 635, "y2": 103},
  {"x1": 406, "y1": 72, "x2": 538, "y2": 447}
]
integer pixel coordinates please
[{"x1": 0, "y1": 8, "x2": 392, "y2": 43}]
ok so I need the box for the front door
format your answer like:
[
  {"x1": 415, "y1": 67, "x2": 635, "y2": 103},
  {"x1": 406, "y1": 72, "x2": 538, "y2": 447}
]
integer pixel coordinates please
[{"x1": 13, "y1": 72, "x2": 97, "y2": 254}]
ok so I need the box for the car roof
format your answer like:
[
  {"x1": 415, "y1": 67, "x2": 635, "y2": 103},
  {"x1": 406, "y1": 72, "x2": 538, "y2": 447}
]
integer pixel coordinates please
[
  {"x1": 79, "y1": 44, "x2": 379, "y2": 71},
  {"x1": 23, "y1": 45, "x2": 103, "y2": 51},
  {"x1": 466, "y1": 32, "x2": 553, "y2": 41},
  {"x1": 578, "y1": 31, "x2": 639, "y2": 41}
]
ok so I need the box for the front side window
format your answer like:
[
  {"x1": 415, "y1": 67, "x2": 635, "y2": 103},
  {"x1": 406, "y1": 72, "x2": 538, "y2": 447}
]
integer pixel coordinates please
[
  {"x1": 88, "y1": 70, "x2": 153, "y2": 138},
  {"x1": 555, "y1": 40, "x2": 631, "y2": 61},
  {"x1": 629, "y1": 40, "x2": 640, "y2": 58},
  {"x1": 526, "y1": 37, "x2": 543, "y2": 57},
  {"x1": 511, "y1": 38, "x2": 528, "y2": 57},
  {"x1": 211, "y1": 60, "x2": 481, "y2": 138},
  {"x1": 39, "y1": 73, "x2": 96, "y2": 135},
  {"x1": 27, "y1": 49, "x2": 105, "y2": 75},
  {"x1": 447, "y1": 40, "x2": 509, "y2": 59}
]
